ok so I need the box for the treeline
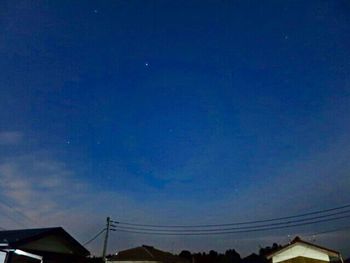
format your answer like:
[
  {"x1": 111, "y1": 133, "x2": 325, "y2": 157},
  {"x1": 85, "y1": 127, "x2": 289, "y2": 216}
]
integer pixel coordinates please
[
  {"x1": 87, "y1": 243, "x2": 282, "y2": 263},
  {"x1": 178, "y1": 243, "x2": 282, "y2": 263}
]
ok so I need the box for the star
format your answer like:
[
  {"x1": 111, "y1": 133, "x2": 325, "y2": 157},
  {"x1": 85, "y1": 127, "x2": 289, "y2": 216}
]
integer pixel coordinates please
[
  {"x1": 66, "y1": 140, "x2": 70, "y2": 144},
  {"x1": 93, "y1": 9, "x2": 98, "y2": 14},
  {"x1": 145, "y1": 62, "x2": 149, "y2": 67}
]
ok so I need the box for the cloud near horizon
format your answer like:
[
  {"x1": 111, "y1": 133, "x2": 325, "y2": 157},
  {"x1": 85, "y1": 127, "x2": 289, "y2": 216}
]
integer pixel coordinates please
[
  {"x1": 0, "y1": 131, "x2": 23, "y2": 146},
  {"x1": 0, "y1": 131, "x2": 350, "y2": 257}
]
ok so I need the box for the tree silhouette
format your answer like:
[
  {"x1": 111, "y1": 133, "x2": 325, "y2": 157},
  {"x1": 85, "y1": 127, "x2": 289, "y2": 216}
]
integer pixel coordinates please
[
  {"x1": 179, "y1": 250, "x2": 192, "y2": 262},
  {"x1": 225, "y1": 249, "x2": 241, "y2": 263},
  {"x1": 259, "y1": 243, "x2": 282, "y2": 257}
]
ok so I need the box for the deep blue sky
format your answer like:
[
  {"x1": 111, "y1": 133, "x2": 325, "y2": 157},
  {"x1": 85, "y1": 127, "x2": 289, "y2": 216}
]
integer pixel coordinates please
[{"x1": 1, "y1": 0, "x2": 350, "y2": 257}]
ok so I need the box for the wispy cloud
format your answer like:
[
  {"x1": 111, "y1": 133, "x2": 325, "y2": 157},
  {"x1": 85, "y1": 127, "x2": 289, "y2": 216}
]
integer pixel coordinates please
[
  {"x1": 0, "y1": 130, "x2": 349, "y2": 256},
  {"x1": 0, "y1": 153, "x2": 84, "y2": 225},
  {"x1": 0, "y1": 151, "x2": 152, "y2": 254},
  {"x1": 0, "y1": 131, "x2": 23, "y2": 145}
]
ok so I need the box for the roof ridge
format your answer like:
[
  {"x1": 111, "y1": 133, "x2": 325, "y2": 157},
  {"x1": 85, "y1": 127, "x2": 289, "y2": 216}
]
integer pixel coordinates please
[{"x1": 266, "y1": 236, "x2": 340, "y2": 259}]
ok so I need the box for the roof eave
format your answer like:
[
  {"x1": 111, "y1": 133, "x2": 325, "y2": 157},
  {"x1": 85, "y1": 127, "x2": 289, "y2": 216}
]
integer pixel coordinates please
[{"x1": 266, "y1": 242, "x2": 340, "y2": 260}]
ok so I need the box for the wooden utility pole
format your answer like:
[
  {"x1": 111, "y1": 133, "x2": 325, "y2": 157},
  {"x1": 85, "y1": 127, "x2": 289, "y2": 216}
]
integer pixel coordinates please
[{"x1": 102, "y1": 217, "x2": 110, "y2": 262}]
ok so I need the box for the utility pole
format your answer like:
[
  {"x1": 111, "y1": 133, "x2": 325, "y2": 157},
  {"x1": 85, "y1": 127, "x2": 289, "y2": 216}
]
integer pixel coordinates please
[{"x1": 102, "y1": 217, "x2": 110, "y2": 262}]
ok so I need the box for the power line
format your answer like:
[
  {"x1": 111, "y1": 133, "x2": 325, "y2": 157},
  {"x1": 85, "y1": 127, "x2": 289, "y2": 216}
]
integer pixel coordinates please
[
  {"x1": 112, "y1": 203, "x2": 350, "y2": 228},
  {"x1": 312, "y1": 225, "x2": 350, "y2": 235},
  {"x1": 112, "y1": 209, "x2": 350, "y2": 232},
  {"x1": 83, "y1": 228, "x2": 106, "y2": 246},
  {"x1": 111, "y1": 214, "x2": 350, "y2": 236},
  {"x1": 0, "y1": 200, "x2": 37, "y2": 227},
  {"x1": 0, "y1": 203, "x2": 29, "y2": 228}
]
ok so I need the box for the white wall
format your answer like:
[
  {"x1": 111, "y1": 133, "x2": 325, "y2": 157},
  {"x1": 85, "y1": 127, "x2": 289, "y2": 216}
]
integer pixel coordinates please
[
  {"x1": 272, "y1": 244, "x2": 330, "y2": 263},
  {"x1": 0, "y1": 251, "x2": 7, "y2": 263}
]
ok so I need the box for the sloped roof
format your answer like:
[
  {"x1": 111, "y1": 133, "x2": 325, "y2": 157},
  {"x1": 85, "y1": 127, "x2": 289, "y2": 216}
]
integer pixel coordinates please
[
  {"x1": 109, "y1": 245, "x2": 186, "y2": 263},
  {"x1": 0, "y1": 227, "x2": 89, "y2": 257},
  {"x1": 266, "y1": 237, "x2": 340, "y2": 260}
]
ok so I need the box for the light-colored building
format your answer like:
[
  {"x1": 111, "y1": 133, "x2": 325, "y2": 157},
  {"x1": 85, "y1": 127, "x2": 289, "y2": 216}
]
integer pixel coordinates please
[
  {"x1": 266, "y1": 237, "x2": 343, "y2": 263},
  {"x1": 108, "y1": 245, "x2": 189, "y2": 263}
]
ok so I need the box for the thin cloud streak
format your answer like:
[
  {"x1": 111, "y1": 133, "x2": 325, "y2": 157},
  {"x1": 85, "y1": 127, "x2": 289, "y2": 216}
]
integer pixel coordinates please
[
  {"x1": 0, "y1": 131, "x2": 23, "y2": 145},
  {"x1": 0, "y1": 131, "x2": 349, "y2": 256}
]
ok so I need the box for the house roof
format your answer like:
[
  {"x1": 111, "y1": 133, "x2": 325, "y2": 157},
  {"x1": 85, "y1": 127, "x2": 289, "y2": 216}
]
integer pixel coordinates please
[
  {"x1": 109, "y1": 245, "x2": 186, "y2": 262},
  {"x1": 266, "y1": 237, "x2": 340, "y2": 260},
  {"x1": 0, "y1": 227, "x2": 89, "y2": 257}
]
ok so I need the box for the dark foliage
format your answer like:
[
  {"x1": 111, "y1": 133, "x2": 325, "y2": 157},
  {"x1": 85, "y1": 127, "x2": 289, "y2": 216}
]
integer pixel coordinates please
[
  {"x1": 180, "y1": 249, "x2": 241, "y2": 263},
  {"x1": 179, "y1": 250, "x2": 193, "y2": 262},
  {"x1": 241, "y1": 253, "x2": 267, "y2": 263},
  {"x1": 259, "y1": 243, "x2": 282, "y2": 257},
  {"x1": 178, "y1": 243, "x2": 280, "y2": 263}
]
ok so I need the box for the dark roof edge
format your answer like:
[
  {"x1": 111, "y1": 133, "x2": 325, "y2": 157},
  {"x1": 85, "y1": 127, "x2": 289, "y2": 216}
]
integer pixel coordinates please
[
  {"x1": 0, "y1": 227, "x2": 90, "y2": 257},
  {"x1": 52, "y1": 227, "x2": 90, "y2": 256}
]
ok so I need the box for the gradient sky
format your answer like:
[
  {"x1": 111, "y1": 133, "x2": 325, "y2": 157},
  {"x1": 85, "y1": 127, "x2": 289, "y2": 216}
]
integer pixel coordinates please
[{"x1": 1, "y1": 0, "x2": 350, "y2": 258}]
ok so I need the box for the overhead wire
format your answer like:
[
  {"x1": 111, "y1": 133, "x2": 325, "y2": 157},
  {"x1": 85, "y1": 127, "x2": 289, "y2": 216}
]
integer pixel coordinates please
[
  {"x1": 0, "y1": 200, "x2": 37, "y2": 227},
  {"x1": 83, "y1": 228, "x2": 106, "y2": 246},
  {"x1": 109, "y1": 203, "x2": 350, "y2": 236},
  {"x1": 112, "y1": 209, "x2": 350, "y2": 232},
  {"x1": 111, "y1": 214, "x2": 350, "y2": 235},
  {"x1": 312, "y1": 225, "x2": 350, "y2": 236},
  {"x1": 112, "y1": 203, "x2": 350, "y2": 228},
  {"x1": 0, "y1": 202, "x2": 29, "y2": 228}
]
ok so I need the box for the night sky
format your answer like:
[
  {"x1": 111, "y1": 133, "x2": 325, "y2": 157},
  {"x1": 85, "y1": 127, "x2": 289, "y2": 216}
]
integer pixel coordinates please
[{"x1": 1, "y1": 0, "x2": 350, "y2": 257}]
